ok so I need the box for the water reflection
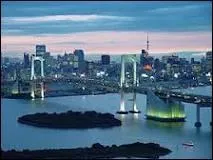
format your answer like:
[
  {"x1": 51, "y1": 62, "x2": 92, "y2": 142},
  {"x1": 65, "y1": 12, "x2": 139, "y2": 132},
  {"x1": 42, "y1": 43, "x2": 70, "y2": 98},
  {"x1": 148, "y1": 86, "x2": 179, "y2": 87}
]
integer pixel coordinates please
[
  {"x1": 119, "y1": 89, "x2": 125, "y2": 112},
  {"x1": 30, "y1": 98, "x2": 45, "y2": 107},
  {"x1": 1, "y1": 89, "x2": 211, "y2": 158},
  {"x1": 195, "y1": 128, "x2": 201, "y2": 134},
  {"x1": 146, "y1": 120, "x2": 184, "y2": 129},
  {"x1": 133, "y1": 113, "x2": 139, "y2": 120},
  {"x1": 118, "y1": 114, "x2": 126, "y2": 121}
]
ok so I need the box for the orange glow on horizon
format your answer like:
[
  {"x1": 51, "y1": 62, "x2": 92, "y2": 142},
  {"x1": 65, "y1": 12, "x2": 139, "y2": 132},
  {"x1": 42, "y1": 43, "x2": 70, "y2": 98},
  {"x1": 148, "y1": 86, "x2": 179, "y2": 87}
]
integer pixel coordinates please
[{"x1": 1, "y1": 31, "x2": 212, "y2": 56}]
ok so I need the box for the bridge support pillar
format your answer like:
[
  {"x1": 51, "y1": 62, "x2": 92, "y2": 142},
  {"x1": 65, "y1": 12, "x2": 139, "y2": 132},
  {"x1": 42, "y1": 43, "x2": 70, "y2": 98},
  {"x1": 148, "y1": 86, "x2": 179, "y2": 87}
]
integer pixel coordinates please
[
  {"x1": 129, "y1": 90, "x2": 141, "y2": 113},
  {"x1": 195, "y1": 105, "x2": 201, "y2": 127},
  {"x1": 117, "y1": 89, "x2": 128, "y2": 114},
  {"x1": 41, "y1": 82, "x2": 44, "y2": 99},
  {"x1": 31, "y1": 57, "x2": 36, "y2": 80},
  {"x1": 31, "y1": 82, "x2": 35, "y2": 99}
]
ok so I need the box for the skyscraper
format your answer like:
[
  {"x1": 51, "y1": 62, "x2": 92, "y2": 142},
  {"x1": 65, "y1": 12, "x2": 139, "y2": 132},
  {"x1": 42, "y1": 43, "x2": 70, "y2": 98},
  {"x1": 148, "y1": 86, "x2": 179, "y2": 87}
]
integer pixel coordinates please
[
  {"x1": 140, "y1": 49, "x2": 148, "y2": 66},
  {"x1": 74, "y1": 49, "x2": 84, "y2": 62},
  {"x1": 206, "y1": 51, "x2": 212, "y2": 72},
  {"x1": 23, "y1": 53, "x2": 30, "y2": 68},
  {"x1": 74, "y1": 49, "x2": 85, "y2": 72},
  {"x1": 36, "y1": 45, "x2": 46, "y2": 57},
  {"x1": 191, "y1": 58, "x2": 195, "y2": 64},
  {"x1": 206, "y1": 51, "x2": 212, "y2": 61},
  {"x1": 101, "y1": 55, "x2": 110, "y2": 65}
]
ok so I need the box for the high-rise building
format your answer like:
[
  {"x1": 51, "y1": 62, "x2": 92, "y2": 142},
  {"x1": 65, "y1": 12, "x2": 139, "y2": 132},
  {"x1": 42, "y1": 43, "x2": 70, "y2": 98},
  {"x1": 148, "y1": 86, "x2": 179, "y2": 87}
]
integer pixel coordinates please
[
  {"x1": 154, "y1": 58, "x2": 160, "y2": 71},
  {"x1": 36, "y1": 45, "x2": 46, "y2": 57},
  {"x1": 23, "y1": 53, "x2": 30, "y2": 68},
  {"x1": 140, "y1": 49, "x2": 148, "y2": 65},
  {"x1": 74, "y1": 49, "x2": 85, "y2": 72},
  {"x1": 206, "y1": 51, "x2": 212, "y2": 61},
  {"x1": 73, "y1": 55, "x2": 79, "y2": 69},
  {"x1": 191, "y1": 58, "x2": 194, "y2": 64},
  {"x1": 140, "y1": 49, "x2": 153, "y2": 70},
  {"x1": 206, "y1": 51, "x2": 212, "y2": 72},
  {"x1": 101, "y1": 55, "x2": 110, "y2": 65},
  {"x1": 3, "y1": 57, "x2": 9, "y2": 64},
  {"x1": 44, "y1": 52, "x2": 50, "y2": 58},
  {"x1": 74, "y1": 49, "x2": 84, "y2": 62}
]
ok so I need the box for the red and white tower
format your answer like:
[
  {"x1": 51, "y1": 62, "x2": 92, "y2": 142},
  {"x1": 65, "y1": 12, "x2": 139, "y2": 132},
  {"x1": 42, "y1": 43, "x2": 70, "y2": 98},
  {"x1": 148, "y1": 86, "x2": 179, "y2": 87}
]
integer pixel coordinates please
[{"x1": 146, "y1": 33, "x2": 149, "y2": 53}]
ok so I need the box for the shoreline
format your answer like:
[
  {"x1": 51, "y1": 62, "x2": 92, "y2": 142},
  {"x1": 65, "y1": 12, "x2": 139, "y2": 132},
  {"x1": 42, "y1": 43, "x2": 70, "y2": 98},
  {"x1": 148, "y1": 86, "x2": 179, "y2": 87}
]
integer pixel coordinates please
[{"x1": 2, "y1": 91, "x2": 118, "y2": 99}]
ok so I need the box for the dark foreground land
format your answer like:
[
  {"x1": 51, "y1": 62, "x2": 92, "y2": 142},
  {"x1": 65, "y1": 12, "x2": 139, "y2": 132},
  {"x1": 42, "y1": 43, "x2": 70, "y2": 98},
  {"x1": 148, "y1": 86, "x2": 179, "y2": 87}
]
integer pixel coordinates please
[
  {"x1": 1, "y1": 142, "x2": 172, "y2": 159},
  {"x1": 18, "y1": 111, "x2": 121, "y2": 129}
]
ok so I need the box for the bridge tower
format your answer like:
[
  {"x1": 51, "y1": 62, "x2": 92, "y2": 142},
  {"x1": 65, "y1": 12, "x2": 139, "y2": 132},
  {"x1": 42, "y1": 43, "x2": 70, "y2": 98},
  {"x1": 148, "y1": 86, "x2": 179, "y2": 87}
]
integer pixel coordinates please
[
  {"x1": 117, "y1": 54, "x2": 141, "y2": 114},
  {"x1": 30, "y1": 54, "x2": 45, "y2": 99}
]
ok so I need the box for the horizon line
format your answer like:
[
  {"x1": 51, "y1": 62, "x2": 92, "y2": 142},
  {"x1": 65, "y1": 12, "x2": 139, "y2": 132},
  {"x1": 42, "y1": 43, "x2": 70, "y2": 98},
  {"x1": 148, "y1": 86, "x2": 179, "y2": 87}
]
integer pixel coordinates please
[{"x1": 1, "y1": 50, "x2": 211, "y2": 59}]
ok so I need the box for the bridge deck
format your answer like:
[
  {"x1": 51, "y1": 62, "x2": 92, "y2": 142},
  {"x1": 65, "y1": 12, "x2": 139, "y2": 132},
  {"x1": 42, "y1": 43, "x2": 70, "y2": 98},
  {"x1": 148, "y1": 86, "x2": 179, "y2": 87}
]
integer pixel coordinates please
[{"x1": 2, "y1": 78, "x2": 212, "y2": 107}]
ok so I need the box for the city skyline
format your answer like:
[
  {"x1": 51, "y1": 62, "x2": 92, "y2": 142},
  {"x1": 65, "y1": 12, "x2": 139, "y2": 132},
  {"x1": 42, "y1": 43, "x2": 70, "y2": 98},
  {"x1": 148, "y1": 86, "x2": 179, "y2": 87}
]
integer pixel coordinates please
[{"x1": 1, "y1": 1, "x2": 212, "y2": 57}]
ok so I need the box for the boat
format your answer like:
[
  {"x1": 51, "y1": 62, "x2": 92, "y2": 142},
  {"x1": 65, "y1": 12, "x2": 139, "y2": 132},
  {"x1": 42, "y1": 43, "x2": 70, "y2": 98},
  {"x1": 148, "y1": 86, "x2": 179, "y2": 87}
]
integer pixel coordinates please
[
  {"x1": 184, "y1": 95, "x2": 190, "y2": 99},
  {"x1": 194, "y1": 99, "x2": 201, "y2": 103},
  {"x1": 182, "y1": 142, "x2": 194, "y2": 147}
]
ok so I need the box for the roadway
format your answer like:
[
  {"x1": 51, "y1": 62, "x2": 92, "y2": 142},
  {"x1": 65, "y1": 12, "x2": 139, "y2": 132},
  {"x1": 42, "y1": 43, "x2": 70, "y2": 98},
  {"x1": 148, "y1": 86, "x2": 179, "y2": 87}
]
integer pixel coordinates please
[{"x1": 2, "y1": 77, "x2": 212, "y2": 107}]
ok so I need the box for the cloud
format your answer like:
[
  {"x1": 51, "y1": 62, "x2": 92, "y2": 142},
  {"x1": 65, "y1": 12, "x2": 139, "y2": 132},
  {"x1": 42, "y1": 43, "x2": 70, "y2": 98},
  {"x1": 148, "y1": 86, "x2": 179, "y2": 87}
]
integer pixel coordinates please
[
  {"x1": 1, "y1": 29, "x2": 23, "y2": 34},
  {"x1": 2, "y1": 14, "x2": 134, "y2": 24},
  {"x1": 1, "y1": 31, "x2": 212, "y2": 55},
  {"x1": 146, "y1": 4, "x2": 205, "y2": 14}
]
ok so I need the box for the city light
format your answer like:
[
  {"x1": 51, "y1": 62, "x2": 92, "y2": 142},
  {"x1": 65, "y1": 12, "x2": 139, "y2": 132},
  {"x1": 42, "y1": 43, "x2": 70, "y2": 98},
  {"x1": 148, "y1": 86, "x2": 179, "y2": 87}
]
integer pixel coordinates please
[{"x1": 1, "y1": 1, "x2": 212, "y2": 159}]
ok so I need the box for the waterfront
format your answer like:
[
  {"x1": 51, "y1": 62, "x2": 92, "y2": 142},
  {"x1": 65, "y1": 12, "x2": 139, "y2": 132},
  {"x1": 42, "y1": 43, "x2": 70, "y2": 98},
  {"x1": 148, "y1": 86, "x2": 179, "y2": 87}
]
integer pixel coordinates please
[{"x1": 1, "y1": 86, "x2": 212, "y2": 159}]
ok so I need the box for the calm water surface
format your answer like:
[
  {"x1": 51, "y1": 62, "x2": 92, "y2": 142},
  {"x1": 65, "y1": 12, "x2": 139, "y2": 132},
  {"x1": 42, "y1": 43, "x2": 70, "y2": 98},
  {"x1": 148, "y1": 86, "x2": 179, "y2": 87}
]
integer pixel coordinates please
[{"x1": 1, "y1": 86, "x2": 212, "y2": 159}]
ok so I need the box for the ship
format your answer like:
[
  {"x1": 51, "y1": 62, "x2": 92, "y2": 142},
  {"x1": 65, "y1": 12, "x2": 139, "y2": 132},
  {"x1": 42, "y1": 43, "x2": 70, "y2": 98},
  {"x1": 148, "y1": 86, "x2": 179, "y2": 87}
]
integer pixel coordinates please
[{"x1": 182, "y1": 141, "x2": 194, "y2": 147}]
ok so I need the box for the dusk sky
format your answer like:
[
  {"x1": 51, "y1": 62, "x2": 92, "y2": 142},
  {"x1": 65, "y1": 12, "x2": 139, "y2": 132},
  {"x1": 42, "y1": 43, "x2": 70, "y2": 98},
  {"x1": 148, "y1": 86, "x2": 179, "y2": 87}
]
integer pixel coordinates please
[{"x1": 1, "y1": 1, "x2": 212, "y2": 57}]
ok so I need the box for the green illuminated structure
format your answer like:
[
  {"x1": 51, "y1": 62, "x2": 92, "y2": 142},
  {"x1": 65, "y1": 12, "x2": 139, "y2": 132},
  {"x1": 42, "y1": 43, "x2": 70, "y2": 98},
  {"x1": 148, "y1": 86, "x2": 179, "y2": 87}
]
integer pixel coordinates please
[{"x1": 146, "y1": 90, "x2": 186, "y2": 122}]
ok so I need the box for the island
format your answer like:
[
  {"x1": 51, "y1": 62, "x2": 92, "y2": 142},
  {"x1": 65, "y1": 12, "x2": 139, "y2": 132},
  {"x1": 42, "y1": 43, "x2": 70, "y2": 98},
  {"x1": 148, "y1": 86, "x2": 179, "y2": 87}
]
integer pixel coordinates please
[
  {"x1": 1, "y1": 142, "x2": 172, "y2": 159},
  {"x1": 17, "y1": 111, "x2": 122, "y2": 129}
]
